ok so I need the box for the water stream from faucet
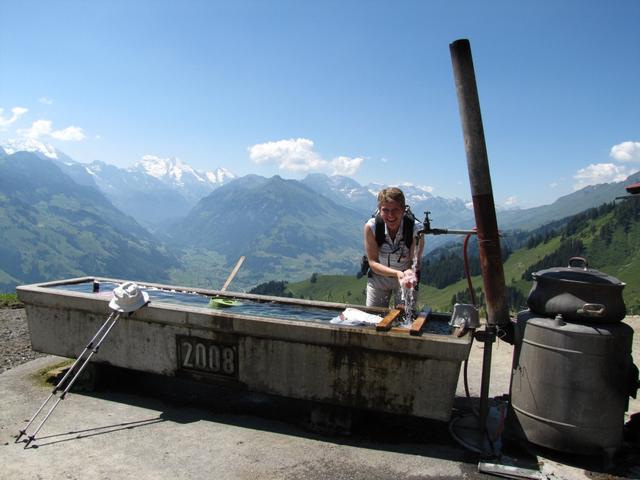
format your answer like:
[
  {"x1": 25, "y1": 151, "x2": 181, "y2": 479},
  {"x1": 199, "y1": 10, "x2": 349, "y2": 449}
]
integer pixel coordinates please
[{"x1": 399, "y1": 242, "x2": 420, "y2": 326}]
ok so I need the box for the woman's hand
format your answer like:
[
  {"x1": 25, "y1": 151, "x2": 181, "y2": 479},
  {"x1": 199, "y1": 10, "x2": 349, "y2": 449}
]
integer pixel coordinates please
[{"x1": 399, "y1": 269, "x2": 417, "y2": 289}]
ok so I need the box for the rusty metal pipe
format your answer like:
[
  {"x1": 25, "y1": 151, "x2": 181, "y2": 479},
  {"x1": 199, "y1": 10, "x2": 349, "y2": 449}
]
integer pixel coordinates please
[
  {"x1": 449, "y1": 39, "x2": 509, "y2": 328},
  {"x1": 450, "y1": 39, "x2": 509, "y2": 443}
]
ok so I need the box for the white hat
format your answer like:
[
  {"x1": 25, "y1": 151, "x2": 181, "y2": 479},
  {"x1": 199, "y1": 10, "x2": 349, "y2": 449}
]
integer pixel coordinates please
[{"x1": 109, "y1": 282, "x2": 149, "y2": 312}]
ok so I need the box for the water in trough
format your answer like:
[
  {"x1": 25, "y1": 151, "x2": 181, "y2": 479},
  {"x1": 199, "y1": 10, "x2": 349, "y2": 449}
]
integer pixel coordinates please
[{"x1": 52, "y1": 280, "x2": 451, "y2": 335}]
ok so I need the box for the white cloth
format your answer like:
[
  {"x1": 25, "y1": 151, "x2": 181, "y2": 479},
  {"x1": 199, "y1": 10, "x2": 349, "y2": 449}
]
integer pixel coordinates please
[{"x1": 330, "y1": 308, "x2": 382, "y2": 326}]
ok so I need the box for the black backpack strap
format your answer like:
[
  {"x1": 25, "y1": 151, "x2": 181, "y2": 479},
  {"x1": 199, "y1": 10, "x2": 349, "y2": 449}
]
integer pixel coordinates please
[
  {"x1": 374, "y1": 210, "x2": 415, "y2": 248},
  {"x1": 402, "y1": 213, "x2": 414, "y2": 249},
  {"x1": 374, "y1": 214, "x2": 385, "y2": 246}
]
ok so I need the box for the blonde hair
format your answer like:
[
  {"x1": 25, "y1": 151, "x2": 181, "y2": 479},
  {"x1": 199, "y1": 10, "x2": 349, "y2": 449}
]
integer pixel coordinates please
[{"x1": 377, "y1": 187, "x2": 405, "y2": 208}]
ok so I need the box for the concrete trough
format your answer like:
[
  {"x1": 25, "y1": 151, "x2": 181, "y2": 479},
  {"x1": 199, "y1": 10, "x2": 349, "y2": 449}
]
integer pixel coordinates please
[{"x1": 17, "y1": 276, "x2": 472, "y2": 421}]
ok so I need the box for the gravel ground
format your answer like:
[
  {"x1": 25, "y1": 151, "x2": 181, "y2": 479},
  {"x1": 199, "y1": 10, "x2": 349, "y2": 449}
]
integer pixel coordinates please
[{"x1": 0, "y1": 307, "x2": 45, "y2": 374}]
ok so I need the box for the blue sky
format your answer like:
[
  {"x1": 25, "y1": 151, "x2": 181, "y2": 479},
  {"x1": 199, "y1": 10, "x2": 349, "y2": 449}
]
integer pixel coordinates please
[{"x1": 1, "y1": 0, "x2": 639, "y2": 208}]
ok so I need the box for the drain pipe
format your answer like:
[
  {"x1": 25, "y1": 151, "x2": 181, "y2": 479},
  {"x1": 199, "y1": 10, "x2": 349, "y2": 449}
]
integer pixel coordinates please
[{"x1": 449, "y1": 39, "x2": 510, "y2": 436}]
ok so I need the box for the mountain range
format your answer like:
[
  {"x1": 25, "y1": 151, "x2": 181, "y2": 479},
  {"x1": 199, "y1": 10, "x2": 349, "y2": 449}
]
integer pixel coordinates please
[
  {"x1": 496, "y1": 175, "x2": 640, "y2": 230},
  {"x1": 0, "y1": 150, "x2": 178, "y2": 290},
  {"x1": 301, "y1": 173, "x2": 473, "y2": 226},
  {"x1": 167, "y1": 175, "x2": 364, "y2": 284},
  {"x1": 2, "y1": 139, "x2": 235, "y2": 231},
  {"x1": 1, "y1": 142, "x2": 639, "y2": 291},
  {"x1": 62, "y1": 156, "x2": 235, "y2": 231}
]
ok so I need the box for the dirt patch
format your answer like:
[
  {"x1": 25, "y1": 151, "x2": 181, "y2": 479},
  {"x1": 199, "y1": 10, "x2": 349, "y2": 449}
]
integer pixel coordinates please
[{"x1": 0, "y1": 308, "x2": 46, "y2": 374}]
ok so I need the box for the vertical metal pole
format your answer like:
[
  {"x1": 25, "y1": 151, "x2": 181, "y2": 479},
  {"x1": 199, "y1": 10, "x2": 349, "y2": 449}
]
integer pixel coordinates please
[
  {"x1": 449, "y1": 39, "x2": 509, "y2": 328},
  {"x1": 450, "y1": 39, "x2": 508, "y2": 435}
]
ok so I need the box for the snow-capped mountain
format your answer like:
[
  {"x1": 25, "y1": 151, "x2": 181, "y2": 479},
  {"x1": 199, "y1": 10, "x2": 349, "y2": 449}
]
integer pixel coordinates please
[
  {"x1": 367, "y1": 181, "x2": 472, "y2": 228},
  {"x1": 80, "y1": 156, "x2": 235, "y2": 228},
  {"x1": 394, "y1": 182, "x2": 434, "y2": 204},
  {"x1": 0, "y1": 149, "x2": 179, "y2": 291},
  {"x1": 135, "y1": 155, "x2": 235, "y2": 204},
  {"x1": 1, "y1": 137, "x2": 77, "y2": 164},
  {"x1": 302, "y1": 173, "x2": 474, "y2": 228},
  {"x1": 77, "y1": 160, "x2": 193, "y2": 228},
  {"x1": 1, "y1": 141, "x2": 236, "y2": 229},
  {"x1": 301, "y1": 173, "x2": 376, "y2": 212}
]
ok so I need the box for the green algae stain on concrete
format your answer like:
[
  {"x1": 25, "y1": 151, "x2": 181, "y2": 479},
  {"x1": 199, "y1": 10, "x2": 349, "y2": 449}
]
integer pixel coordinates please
[{"x1": 30, "y1": 359, "x2": 74, "y2": 388}]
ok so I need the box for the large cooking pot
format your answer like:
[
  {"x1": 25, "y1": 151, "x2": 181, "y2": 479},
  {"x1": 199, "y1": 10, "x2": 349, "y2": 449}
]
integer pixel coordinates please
[{"x1": 527, "y1": 257, "x2": 626, "y2": 323}]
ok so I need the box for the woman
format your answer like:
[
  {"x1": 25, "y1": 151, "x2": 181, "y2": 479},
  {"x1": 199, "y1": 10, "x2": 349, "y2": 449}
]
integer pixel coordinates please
[{"x1": 364, "y1": 187, "x2": 425, "y2": 308}]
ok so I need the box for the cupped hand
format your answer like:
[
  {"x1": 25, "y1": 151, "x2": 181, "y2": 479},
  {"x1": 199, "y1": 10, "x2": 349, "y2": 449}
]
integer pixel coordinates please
[{"x1": 400, "y1": 269, "x2": 417, "y2": 289}]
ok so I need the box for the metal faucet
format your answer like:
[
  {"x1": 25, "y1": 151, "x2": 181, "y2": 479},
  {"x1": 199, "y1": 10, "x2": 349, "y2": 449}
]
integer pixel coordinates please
[{"x1": 418, "y1": 211, "x2": 476, "y2": 237}]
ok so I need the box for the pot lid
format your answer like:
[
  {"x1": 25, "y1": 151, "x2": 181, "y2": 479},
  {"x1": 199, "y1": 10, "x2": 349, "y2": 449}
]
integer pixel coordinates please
[
  {"x1": 626, "y1": 182, "x2": 640, "y2": 195},
  {"x1": 532, "y1": 257, "x2": 625, "y2": 286}
]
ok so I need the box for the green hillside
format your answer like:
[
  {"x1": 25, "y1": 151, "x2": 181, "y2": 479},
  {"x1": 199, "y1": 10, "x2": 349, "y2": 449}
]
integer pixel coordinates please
[
  {"x1": 279, "y1": 234, "x2": 563, "y2": 312},
  {"x1": 275, "y1": 199, "x2": 640, "y2": 315},
  {"x1": 0, "y1": 152, "x2": 178, "y2": 291},
  {"x1": 286, "y1": 274, "x2": 367, "y2": 304},
  {"x1": 166, "y1": 175, "x2": 362, "y2": 289}
]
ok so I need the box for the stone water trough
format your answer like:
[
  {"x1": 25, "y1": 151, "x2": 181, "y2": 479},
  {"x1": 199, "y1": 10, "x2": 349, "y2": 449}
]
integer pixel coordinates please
[{"x1": 17, "y1": 276, "x2": 472, "y2": 421}]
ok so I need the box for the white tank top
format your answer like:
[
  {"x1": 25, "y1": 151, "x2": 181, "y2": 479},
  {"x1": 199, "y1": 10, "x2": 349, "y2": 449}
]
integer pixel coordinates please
[{"x1": 366, "y1": 217, "x2": 420, "y2": 272}]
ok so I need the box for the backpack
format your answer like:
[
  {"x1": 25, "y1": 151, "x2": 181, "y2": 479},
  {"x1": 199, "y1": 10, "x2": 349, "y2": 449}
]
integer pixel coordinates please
[
  {"x1": 357, "y1": 206, "x2": 417, "y2": 279},
  {"x1": 373, "y1": 207, "x2": 416, "y2": 250}
]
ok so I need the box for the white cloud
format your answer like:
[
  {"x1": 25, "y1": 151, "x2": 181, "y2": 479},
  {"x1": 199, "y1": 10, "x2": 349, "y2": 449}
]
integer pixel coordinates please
[
  {"x1": 0, "y1": 106, "x2": 28, "y2": 127},
  {"x1": 18, "y1": 119, "x2": 85, "y2": 142},
  {"x1": 249, "y1": 138, "x2": 364, "y2": 175},
  {"x1": 573, "y1": 163, "x2": 633, "y2": 190},
  {"x1": 610, "y1": 141, "x2": 640, "y2": 162},
  {"x1": 549, "y1": 181, "x2": 559, "y2": 188},
  {"x1": 399, "y1": 182, "x2": 434, "y2": 193},
  {"x1": 19, "y1": 119, "x2": 53, "y2": 138},
  {"x1": 504, "y1": 196, "x2": 518, "y2": 207},
  {"x1": 38, "y1": 97, "x2": 53, "y2": 105},
  {"x1": 249, "y1": 138, "x2": 323, "y2": 172},
  {"x1": 331, "y1": 156, "x2": 364, "y2": 176},
  {"x1": 51, "y1": 126, "x2": 85, "y2": 141}
]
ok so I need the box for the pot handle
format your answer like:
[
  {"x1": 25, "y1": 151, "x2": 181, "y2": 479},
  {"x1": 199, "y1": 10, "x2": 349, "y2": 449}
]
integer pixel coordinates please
[
  {"x1": 577, "y1": 303, "x2": 605, "y2": 317},
  {"x1": 568, "y1": 257, "x2": 589, "y2": 269}
]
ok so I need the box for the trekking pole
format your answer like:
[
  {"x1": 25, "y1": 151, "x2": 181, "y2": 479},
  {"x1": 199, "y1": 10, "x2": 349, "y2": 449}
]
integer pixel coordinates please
[
  {"x1": 16, "y1": 311, "x2": 121, "y2": 446},
  {"x1": 16, "y1": 310, "x2": 119, "y2": 443}
]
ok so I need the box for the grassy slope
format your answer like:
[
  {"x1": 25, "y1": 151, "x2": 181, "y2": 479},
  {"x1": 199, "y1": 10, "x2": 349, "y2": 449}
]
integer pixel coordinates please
[
  {"x1": 412, "y1": 236, "x2": 562, "y2": 311},
  {"x1": 583, "y1": 210, "x2": 640, "y2": 310},
  {"x1": 287, "y1": 275, "x2": 368, "y2": 305},
  {"x1": 285, "y1": 213, "x2": 640, "y2": 314},
  {"x1": 0, "y1": 293, "x2": 21, "y2": 308},
  {"x1": 283, "y1": 238, "x2": 564, "y2": 312}
]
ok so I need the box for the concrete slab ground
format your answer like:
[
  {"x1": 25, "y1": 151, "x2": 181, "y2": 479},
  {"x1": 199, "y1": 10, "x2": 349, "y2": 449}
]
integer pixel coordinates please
[{"x1": 2, "y1": 318, "x2": 639, "y2": 480}]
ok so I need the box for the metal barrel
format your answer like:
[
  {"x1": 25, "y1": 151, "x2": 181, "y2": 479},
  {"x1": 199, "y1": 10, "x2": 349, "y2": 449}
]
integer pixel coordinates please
[{"x1": 510, "y1": 310, "x2": 634, "y2": 458}]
